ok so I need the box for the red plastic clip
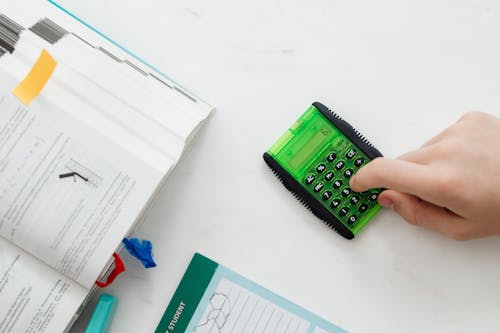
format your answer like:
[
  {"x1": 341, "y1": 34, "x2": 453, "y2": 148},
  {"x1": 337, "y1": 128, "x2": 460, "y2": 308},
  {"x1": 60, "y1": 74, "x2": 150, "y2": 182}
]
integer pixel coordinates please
[{"x1": 95, "y1": 253, "x2": 125, "y2": 288}]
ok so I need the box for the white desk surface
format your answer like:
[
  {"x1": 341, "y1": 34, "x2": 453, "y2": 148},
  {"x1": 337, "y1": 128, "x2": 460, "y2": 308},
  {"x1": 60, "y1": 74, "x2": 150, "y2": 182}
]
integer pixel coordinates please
[{"x1": 64, "y1": 0, "x2": 500, "y2": 332}]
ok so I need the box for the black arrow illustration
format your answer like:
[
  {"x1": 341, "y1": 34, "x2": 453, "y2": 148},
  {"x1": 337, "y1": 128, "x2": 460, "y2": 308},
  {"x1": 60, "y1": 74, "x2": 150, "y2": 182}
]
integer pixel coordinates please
[{"x1": 59, "y1": 172, "x2": 89, "y2": 182}]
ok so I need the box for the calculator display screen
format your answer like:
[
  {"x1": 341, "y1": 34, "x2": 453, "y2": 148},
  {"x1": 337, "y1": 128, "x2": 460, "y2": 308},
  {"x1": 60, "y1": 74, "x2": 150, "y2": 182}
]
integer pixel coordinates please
[
  {"x1": 288, "y1": 127, "x2": 331, "y2": 171},
  {"x1": 269, "y1": 106, "x2": 338, "y2": 177}
]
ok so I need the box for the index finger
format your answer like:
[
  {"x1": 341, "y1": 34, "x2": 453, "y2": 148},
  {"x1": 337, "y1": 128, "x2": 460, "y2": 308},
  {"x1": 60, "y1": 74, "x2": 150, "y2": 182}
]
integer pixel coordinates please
[{"x1": 349, "y1": 158, "x2": 439, "y2": 203}]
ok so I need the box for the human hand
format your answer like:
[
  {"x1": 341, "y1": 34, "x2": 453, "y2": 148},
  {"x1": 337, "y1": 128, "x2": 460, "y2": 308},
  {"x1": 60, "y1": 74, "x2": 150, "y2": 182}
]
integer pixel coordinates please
[{"x1": 349, "y1": 112, "x2": 500, "y2": 240}]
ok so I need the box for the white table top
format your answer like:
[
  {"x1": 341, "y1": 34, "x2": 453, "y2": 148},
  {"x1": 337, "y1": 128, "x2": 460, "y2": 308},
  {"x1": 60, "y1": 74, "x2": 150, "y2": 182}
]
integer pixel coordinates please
[{"x1": 65, "y1": 0, "x2": 500, "y2": 332}]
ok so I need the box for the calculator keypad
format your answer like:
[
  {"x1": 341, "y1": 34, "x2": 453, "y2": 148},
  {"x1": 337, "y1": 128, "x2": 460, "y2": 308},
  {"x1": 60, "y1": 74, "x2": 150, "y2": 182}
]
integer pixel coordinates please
[
  {"x1": 348, "y1": 215, "x2": 357, "y2": 225},
  {"x1": 335, "y1": 161, "x2": 345, "y2": 170},
  {"x1": 339, "y1": 207, "x2": 349, "y2": 216},
  {"x1": 350, "y1": 195, "x2": 360, "y2": 205},
  {"x1": 359, "y1": 203, "x2": 369, "y2": 213},
  {"x1": 305, "y1": 175, "x2": 315, "y2": 184},
  {"x1": 316, "y1": 164, "x2": 326, "y2": 173},
  {"x1": 346, "y1": 149, "x2": 356, "y2": 159},
  {"x1": 322, "y1": 191, "x2": 332, "y2": 201},
  {"x1": 302, "y1": 144, "x2": 382, "y2": 229},
  {"x1": 369, "y1": 193, "x2": 379, "y2": 202},
  {"x1": 314, "y1": 182, "x2": 324, "y2": 192},
  {"x1": 324, "y1": 171, "x2": 334, "y2": 181},
  {"x1": 354, "y1": 158, "x2": 364, "y2": 167},
  {"x1": 331, "y1": 199, "x2": 341, "y2": 208}
]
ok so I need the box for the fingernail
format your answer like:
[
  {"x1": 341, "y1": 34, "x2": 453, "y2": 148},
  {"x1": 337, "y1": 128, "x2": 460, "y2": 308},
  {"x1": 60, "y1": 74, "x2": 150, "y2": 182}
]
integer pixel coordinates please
[{"x1": 378, "y1": 197, "x2": 394, "y2": 208}]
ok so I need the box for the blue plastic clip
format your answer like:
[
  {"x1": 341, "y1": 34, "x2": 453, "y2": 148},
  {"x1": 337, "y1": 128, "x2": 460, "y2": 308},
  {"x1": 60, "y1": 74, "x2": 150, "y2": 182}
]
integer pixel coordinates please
[{"x1": 122, "y1": 237, "x2": 157, "y2": 268}]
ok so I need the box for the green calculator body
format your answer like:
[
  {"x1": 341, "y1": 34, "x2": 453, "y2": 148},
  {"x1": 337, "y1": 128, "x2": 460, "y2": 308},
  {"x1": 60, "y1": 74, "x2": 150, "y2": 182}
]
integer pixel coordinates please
[{"x1": 263, "y1": 102, "x2": 383, "y2": 239}]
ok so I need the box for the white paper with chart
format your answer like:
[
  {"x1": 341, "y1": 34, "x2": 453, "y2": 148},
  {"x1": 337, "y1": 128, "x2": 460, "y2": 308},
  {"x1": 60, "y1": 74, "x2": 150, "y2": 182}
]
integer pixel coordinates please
[{"x1": 155, "y1": 254, "x2": 347, "y2": 333}]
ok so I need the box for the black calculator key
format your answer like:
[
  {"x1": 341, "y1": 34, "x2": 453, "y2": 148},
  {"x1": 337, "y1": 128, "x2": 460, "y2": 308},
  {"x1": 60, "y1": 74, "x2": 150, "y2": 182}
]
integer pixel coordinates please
[
  {"x1": 333, "y1": 180, "x2": 342, "y2": 189},
  {"x1": 314, "y1": 182, "x2": 324, "y2": 192},
  {"x1": 369, "y1": 192, "x2": 379, "y2": 202},
  {"x1": 316, "y1": 164, "x2": 326, "y2": 173},
  {"x1": 335, "y1": 161, "x2": 345, "y2": 170},
  {"x1": 354, "y1": 158, "x2": 365, "y2": 167},
  {"x1": 339, "y1": 207, "x2": 349, "y2": 216},
  {"x1": 305, "y1": 175, "x2": 316, "y2": 184},
  {"x1": 327, "y1": 152, "x2": 337, "y2": 162},
  {"x1": 359, "y1": 203, "x2": 369, "y2": 213},
  {"x1": 324, "y1": 171, "x2": 334, "y2": 181},
  {"x1": 346, "y1": 149, "x2": 356, "y2": 159},
  {"x1": 341, "y1": 187, "x2": 352, "y2": 197},
  {"x1": 350, "y1": 195, "x2": 360, "y2": 205},
  {"x1": 331, "y1": 199, "x2": 341, "y2": 208},
  {"x1": 344, "y1": 169, "x2": 353, "y2": 178},
  {"x1": 322, "y1": 191, "x2": 332, "y2": 201},
  {"x1": 347, "y1": 215, "x2": 358, "y2": 225}
]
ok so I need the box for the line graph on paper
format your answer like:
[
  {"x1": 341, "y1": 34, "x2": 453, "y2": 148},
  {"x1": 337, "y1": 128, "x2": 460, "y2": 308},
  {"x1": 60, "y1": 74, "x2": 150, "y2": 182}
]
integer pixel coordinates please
[
  {"x1": 61, "y1": 158, "x2": 103, "y2": 188},
  {"x1": 194, "y1": 278, "x2": 310, "y2": 333}
]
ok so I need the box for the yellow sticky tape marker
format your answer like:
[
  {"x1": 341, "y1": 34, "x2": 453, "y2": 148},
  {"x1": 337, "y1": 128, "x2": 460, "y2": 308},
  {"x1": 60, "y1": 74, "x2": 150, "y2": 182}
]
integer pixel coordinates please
[{"x1": 12, "y1": 49, "x2": 57, "y2": 105}]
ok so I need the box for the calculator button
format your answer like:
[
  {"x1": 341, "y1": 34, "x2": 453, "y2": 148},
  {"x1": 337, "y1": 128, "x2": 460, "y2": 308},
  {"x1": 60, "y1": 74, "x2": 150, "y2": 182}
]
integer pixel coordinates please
[
  {"x1": 359, "y1": 203, "x2": 369, "y2": 213},
  {"x1": 339, "y1": 207, "x2": 349, "y2": 216},
  {"x1": 314, "y1": 183, "x2": 324, "y2": 192},
  {"x1": 322, "y1": 191, "x2": 332, "y2": 201},
  {"x1": 333, "y1": 180, "x2": 342, "y2": 189},
  {"x1": 354, "y1": 158, "x2": 365, "y2": 167},
  {"x1": 347, "y1": 215, "x2": 358, "y2": 225},
  {"x1": 305, "y1": 175, "x2": 316, "y2": 184},
  {"x1": 346, "y1": 149, "x2": 356, "y2": 159},
  {"x1": 369, "y1": 192, "x2": 379, "y2": 202},
  {"x1": 316, "y1": 164, "x2": 326, "y2": 173},
  {"x1": 343, "y1": 169, "x2": 353, "y2": 178},
  {"x1": 350, "y1": 195, "x2": 360, "y2": 205},
  {"x1": 335, "y1": 161, "x2": 345, "y2": 170},
  {"x1": 331, "y1": 199, "x2": 341, "y2": 208},
  {"x1": 341, "y1": 187, "x2": 352, "y2": 197},
  {"x1": 327, "y1": 153, "x2": 337, "y2": 162},
  {"x1": 324, "y1": 171, "x2": 334, "y2": 181}
]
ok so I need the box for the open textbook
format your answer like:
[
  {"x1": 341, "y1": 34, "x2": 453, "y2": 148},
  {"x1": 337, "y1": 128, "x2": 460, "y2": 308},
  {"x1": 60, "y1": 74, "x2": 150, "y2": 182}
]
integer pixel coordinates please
[{"x1": 0, "y1": 1, "x2": 214, "y2": 332}]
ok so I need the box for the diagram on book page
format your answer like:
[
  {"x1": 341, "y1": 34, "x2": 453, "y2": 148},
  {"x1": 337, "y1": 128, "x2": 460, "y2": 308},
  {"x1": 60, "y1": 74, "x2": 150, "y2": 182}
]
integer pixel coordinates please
[
  {"x1": 58, "y1": 158, "x2": 104, "y2": 188},
  {"x1": 0, "y1": 94, "x2": 136, "y2": 285},
  {"x1": 194, "y1": 278, "x2": 310, "y2": 333}
]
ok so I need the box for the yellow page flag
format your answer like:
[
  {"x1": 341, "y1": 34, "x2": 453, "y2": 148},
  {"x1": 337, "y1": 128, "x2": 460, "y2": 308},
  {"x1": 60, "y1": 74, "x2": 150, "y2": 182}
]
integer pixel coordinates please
[{"x1": 12, "y1": 49, "x2": 57, "y2": 105}]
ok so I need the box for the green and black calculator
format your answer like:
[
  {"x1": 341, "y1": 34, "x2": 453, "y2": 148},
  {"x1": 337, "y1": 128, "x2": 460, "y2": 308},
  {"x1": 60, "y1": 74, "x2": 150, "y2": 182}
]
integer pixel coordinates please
[{"x1": 263, "y1": 102, "x2": 383, "y2": 239}]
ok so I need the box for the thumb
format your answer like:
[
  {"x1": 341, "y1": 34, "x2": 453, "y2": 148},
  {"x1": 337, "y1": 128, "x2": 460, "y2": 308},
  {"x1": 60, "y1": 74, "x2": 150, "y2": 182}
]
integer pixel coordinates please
[{"x1": 378, "y1": 190, "x2": 473, "y2": 240}]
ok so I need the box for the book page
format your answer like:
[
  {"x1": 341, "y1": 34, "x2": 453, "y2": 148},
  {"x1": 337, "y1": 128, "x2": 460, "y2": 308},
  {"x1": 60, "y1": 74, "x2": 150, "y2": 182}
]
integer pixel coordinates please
[
  {"x1": 1, "y1": 31, "x2": 175, "y2": 175},
  {"x1": 0, "y1": 93, "x2": 164, "y2": 288},
  {"x1": 0, "y1": 237, "x2": 87, "y2": 333}
]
